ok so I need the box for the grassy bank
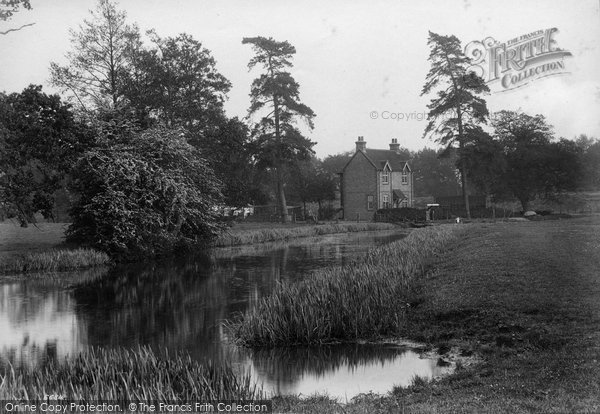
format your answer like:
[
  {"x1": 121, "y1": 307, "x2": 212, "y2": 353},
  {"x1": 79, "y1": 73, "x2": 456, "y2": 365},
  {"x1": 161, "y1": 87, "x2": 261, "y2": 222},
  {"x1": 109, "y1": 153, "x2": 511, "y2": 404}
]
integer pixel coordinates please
[
  {"x1": 0, "y1": 347, "x2": 261, "y2": 400},
  {"x1": 0, "y1": 248, "x2": 111, "y2": 275},
  {"x1": 274, "y1": 216, "x2": 600, "y2": 413},
  {"x1": 214, "y1": 222, "x2": 399, "y2": 247},
  {"x1": 230, "y1": 225, "x2": 459, "y2": 346}
]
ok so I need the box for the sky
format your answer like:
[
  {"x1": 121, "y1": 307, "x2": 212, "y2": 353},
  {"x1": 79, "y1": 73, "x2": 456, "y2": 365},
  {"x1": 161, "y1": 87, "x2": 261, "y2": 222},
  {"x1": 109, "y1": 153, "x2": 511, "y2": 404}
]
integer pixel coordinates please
[{"x1": 1, "y1": 0, "x2": 599, "y2": 158}]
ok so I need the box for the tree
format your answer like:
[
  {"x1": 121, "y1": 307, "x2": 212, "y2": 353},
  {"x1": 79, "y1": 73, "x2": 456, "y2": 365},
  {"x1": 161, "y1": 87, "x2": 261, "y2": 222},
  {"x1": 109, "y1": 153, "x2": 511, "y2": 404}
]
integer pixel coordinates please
[
  {"x1": 411, "y1": 147, "x2": 462, "y2": 197},
  {"x1": 243, "y1": 36, "x2": 315, "y2": 223},
  {"x1": 123, "y1": 31, "x2": 231, "y2": 132},
  {"x1": 67, "y1": 126, "x2": 223, "y2": 259},
  {"x1": 0, "y1": 85, "x2": 90, "y2": 225},
  {"x1": 49, "y1": 0, "x2": 141, "y2": 111},
  {"x1": 288, "y1": 158, "x2": 336, "y2": 219},
  {"x1": 192, "y1": 116, "x2": 268, "y2": 207},
  {"x1": 0, "y1": 0, "x2": 34, "y2": 34},
  {"x1": 421, "y1": 31, "x2": 490, "y2": 218},
  {"x1": 492, "y1": 111, "x2": 580, "y2": 211},
  {"x1": 575, "y1": 135, "x2": 600, "y2": 190}
]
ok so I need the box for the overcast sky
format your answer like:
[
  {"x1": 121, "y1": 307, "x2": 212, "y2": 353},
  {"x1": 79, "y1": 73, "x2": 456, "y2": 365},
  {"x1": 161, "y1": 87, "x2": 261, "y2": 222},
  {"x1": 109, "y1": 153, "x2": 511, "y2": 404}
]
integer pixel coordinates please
[{"x1": 1, "y1": 0, "x2": 599, "y2": 158}]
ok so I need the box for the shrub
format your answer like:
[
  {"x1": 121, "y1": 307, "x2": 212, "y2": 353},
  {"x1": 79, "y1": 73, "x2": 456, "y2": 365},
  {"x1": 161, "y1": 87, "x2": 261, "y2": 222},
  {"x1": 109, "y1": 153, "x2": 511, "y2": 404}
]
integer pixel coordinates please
[{"x1": 67, "y1": 127, "x2": 223, "y2": 260}]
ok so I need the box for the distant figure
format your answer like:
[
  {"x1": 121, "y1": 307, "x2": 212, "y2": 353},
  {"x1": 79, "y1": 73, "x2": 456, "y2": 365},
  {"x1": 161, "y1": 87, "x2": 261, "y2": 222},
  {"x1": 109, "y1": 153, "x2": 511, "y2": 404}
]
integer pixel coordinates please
[{"x1": 455, "y1": 217, "x2": 461, "y2": 224}]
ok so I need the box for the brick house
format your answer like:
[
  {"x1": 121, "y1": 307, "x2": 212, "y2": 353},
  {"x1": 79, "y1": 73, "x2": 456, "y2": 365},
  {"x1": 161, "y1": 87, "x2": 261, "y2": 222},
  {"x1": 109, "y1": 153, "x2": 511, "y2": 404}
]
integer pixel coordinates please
[{"x1": 340, "y1": 136, "x2": 414, "y2": 220}]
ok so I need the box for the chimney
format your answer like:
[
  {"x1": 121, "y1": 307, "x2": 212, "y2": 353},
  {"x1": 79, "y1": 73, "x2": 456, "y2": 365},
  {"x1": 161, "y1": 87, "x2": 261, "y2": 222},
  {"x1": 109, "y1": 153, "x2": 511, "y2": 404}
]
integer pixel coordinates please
[
  {"x1": 355, "y1": 136, "x2": 366, "y2": 152},
  {"x1": 389, "y1": 138, "x2": 400, "y2": 153}
]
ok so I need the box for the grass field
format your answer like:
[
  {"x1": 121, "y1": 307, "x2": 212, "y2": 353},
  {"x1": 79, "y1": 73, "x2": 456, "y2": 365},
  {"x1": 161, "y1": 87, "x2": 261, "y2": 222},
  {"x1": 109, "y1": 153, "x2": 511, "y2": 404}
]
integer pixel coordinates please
[
  {"x1": 0, "y1": 222, "x2": 67, "y2": 258},
  {"x1": 271, "y1": 216, "x2": 600, "y2": 413}
]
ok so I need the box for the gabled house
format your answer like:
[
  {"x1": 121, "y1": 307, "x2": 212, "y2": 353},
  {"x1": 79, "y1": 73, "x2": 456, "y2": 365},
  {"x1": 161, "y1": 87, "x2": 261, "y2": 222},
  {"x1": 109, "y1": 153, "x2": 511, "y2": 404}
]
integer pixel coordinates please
[{"x1": 340, "y1": 136, "x2": 413, "y2": 220}]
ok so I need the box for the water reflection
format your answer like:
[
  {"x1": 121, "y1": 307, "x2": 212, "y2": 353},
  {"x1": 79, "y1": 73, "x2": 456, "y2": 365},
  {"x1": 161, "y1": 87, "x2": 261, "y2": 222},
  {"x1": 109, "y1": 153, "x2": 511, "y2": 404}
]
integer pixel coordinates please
[
  {"x1": 0, "y1": 230, "x2": 441, "y2": 397},
  {"x1": 245, "y1": 344, "x2": 445, "y2": 400}
]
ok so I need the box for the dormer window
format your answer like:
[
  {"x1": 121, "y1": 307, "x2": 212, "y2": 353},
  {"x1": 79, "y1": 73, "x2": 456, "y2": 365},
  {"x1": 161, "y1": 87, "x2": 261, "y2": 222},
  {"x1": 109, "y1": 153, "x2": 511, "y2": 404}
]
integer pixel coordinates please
[
  {"x1": 402, "y1": 171, "x2": 408, "y2": 184},
  {"x1": 382, "y1": 171, "x2": 389, "y2": 184}
]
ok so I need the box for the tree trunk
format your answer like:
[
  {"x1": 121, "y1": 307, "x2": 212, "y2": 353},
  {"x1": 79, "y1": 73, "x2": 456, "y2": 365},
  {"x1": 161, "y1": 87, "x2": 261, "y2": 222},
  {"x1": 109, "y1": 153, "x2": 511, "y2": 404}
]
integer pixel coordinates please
[
  {"x1": 520, "y1": 198, "x2": 530, "y2": 213},
  {"x1": 460, "y1": 166, "x2": 471, "y2": 219},
  {"x1": 275, "y1": 166, "x2": 288, "y2": 223}
]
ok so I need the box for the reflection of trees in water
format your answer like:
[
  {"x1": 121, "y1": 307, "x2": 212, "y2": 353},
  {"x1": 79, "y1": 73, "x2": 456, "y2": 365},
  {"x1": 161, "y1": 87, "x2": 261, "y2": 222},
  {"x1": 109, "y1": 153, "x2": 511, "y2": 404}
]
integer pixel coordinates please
[
  {"x1": 247, "y1": 344, "x2": 409, "y2": 386},
  {"x1": 0, "y1": 269, "x2": 105, "y2": 368}
]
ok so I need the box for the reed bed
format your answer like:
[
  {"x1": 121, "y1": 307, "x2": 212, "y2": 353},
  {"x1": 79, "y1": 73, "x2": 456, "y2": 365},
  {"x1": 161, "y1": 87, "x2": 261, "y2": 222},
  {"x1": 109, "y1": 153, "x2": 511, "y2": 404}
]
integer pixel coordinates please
[
  {"x1": 0, "y1": 347, "x2": 261, "y2": 400},
  {"x1": 230, "y1": 225, "x2": 459, "y2": 346},
  {"x1": 0, "y1": 248, "x2": 111, "y2": 275},
  {"x1": 214, "y1": 222, "x2": 398, "y2": 247}
]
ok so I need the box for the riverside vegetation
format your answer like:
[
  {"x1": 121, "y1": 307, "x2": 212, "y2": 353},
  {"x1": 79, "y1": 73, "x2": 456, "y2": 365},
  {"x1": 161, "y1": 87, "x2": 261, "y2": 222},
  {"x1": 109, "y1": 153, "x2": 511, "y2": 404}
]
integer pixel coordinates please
[
  {"x1": 0, "y1": 347, "x2": 261, "y2": 400},
  {"x1": 213, "y1": 222, "x2": 398, "y2": 247},
  {"x1": 230, "y1": 225, "x2": 458, "y2": 345}
]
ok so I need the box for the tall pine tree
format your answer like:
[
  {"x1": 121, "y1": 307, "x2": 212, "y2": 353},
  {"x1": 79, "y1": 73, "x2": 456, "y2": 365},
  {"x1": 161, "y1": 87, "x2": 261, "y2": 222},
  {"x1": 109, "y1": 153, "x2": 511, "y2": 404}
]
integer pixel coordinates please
[
  {"x1": 421, "y1": 31, "x2": 490, "y2": 218},
  {"x1": 243, "y1": 36, "x2": 315, "y2": 223}
]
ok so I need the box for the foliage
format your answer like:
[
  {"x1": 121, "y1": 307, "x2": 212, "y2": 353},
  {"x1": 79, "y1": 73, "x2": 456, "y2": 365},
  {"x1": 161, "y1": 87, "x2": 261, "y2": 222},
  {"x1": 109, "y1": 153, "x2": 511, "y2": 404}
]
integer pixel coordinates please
[
  {"x1": 243, "y1": 36, "x2": 316, "y2": 222},
  {"x1": 0, "y1": 85, "x2": 91, "y2": 225},
  {"x1": 575, "y1": 135, "x2": 600, "y2": 190},
  {"x1": 49, "y1": 0, "x2": 141, "y2": 111},
  {"x1": 0, "y1": 0, "x2": 30, "y2": 20},
  {"x1": 288, "y1": 158, "x2": 336, "y2": 212},
  {"x1": 230, "y1": 225, "x2": 458, "y2": 346},
  {"x1": 421, "y1": 31, "x2": 490, "y2": 218},
  {"x1": 492, "y1": 111, "x2": 580, "y2": 211},
  {"x1": 410, "y1": 147, "x2": 461, "y2": 197},
  {"x1": 0, "y1": 347, "x2": 261, "y2": 400},
  {"x1": 123, "y1": 31, "x2": 231, "y2": 131},
  {"x1": 0, "y1": 0, "x2": 34, "y2": 34},
  {"x1": 192, "y1": 116, "x2": 268, "y2": 207},
  {"x1": 67, "y1": 126, "x2": 223, "y2": 259},
  {"x1": 321, "y1": 151, "x2": 353, "y2": 176}
]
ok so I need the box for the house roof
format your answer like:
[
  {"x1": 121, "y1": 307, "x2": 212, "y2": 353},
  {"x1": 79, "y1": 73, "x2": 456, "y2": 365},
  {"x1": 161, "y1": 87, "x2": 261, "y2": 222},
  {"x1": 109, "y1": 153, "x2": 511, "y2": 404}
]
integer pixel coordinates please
[
  {"x1": 364, "y1": 149, "x2": 409, "y2": 171},
  {"x1": 342, "y1": 148, "x2": 410, "y2": 173}
]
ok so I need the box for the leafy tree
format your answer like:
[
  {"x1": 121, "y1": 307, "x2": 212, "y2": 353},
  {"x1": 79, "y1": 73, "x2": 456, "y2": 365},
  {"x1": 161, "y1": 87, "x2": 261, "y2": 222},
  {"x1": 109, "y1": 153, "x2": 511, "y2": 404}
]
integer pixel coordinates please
[
  {"x1": 321, "y1": 151, "x2": 353, "y2": 177},
  {"x1": 492, "y1": 111, "x2": 580, "y2": 211},
  {"x1": 460, "y1": 126, "x2": 506, "y2": 199},
  {"x1": 411, "y1": 147, "x2": 462, "y2": 197},
  {"x1": 0, "y1": 0, "x2": 34, "y2": 34},
  {"x1": 192, "y1": 116, "x2": 268, "y2": 207},
  {"x1": 421, "y1": 31, "x2": 490, "y2": 218},
  {"x1": 0, "y1": 85, "x2": 90, "y2": 225},
  {"x1": 50, "y1": 0, "x2": 141, "y2": 111},
  {"x1": 288, "y1": 158, "x2": 336, "y2": 219},
  {"x1": 67, "y1": 126, "x2": 223, "y2": 259},
  {"x1": 123, "y1": 31, "x2": 231, "y2": 132},
  {"x1": 575, "y1": 135, "x2": 600, "y2": 190},
  {"x1": 243, "y1": 36, "x2": 316, "y2": 223}
]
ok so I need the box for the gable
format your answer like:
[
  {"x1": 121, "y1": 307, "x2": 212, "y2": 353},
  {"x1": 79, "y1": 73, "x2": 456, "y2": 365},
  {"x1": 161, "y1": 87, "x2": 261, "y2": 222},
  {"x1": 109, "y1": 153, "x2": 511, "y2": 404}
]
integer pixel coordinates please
[{"x1": 342, "y1": 150, "x2": 378, "y2": 173}]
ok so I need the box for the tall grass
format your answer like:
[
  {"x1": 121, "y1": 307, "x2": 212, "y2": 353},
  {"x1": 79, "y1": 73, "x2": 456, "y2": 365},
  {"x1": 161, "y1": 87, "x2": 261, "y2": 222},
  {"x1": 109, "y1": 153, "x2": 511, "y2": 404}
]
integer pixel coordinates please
[
  {"x1": 0, "y1": 347, "x2": 261, "y2": 400},
  {"x1": 214, "y1": 222, "x2": 398, "y2": 247},
  {"x1": 0, "y1": 248, "x2": 111, "y2": 275},
  {"x1": 230, "y1": 225, "x2": 459, "y2": 346}
]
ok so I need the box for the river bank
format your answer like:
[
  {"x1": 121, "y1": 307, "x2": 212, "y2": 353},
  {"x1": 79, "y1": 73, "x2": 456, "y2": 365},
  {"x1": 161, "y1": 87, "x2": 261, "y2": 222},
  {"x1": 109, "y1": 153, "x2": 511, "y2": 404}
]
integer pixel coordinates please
[
  {"x1": 0, "y1": 221, "x2": 399, "y2": 275},
  {"x1": 274, "y1": 216, "x2": 600, "y2": 412}
]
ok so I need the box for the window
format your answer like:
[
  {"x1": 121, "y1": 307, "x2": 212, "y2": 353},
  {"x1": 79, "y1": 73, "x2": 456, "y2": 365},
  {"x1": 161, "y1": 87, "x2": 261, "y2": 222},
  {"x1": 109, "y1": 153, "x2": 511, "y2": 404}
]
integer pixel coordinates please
[
  {"x1": 402, "y1": 171, "x2": 408, "y2": 184},
  {"x1": 383, "y1": 194, "x2": 390, "y2": 208},
  {"x1": 382, "y1": 171, "x2": 389, "y2": 184},
  {"x1": 367, "y1": 195, "x2": 375, "y2": 210},
  {"x1": 401, "y1": 200, "x2": 408, "y2": 208}
]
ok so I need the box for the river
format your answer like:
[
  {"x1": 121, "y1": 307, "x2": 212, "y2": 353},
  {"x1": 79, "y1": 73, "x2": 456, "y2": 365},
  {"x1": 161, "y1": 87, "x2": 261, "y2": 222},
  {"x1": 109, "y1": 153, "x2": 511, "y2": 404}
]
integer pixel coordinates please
[{"x1": 0, "y1": 229, "x2": 446, "y2": 400}]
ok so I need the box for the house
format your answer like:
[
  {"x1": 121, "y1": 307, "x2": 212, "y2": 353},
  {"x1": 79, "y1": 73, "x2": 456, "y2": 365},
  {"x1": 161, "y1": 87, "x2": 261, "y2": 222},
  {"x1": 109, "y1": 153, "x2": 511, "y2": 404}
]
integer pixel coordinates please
[{"x1": 340, "y1": 136, "x2": 414, "y2": 220}]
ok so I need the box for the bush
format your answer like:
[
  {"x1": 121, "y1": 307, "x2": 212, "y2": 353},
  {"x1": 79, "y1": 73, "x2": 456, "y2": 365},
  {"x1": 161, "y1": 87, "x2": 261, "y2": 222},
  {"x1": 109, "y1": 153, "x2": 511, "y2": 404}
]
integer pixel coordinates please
[{"x1": 67, "y1": 127, "x2": 223, "y2": 260}]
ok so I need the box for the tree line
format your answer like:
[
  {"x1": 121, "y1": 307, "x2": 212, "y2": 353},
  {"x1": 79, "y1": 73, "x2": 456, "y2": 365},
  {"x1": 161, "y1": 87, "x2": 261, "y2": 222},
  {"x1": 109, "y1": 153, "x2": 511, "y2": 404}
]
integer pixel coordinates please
[
  {"x1": 1, "y1": 3, "x2": 598, "y2": 259},
  {"x1": 0, "y1": 0, "x2": 319, "y2": 258}
]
